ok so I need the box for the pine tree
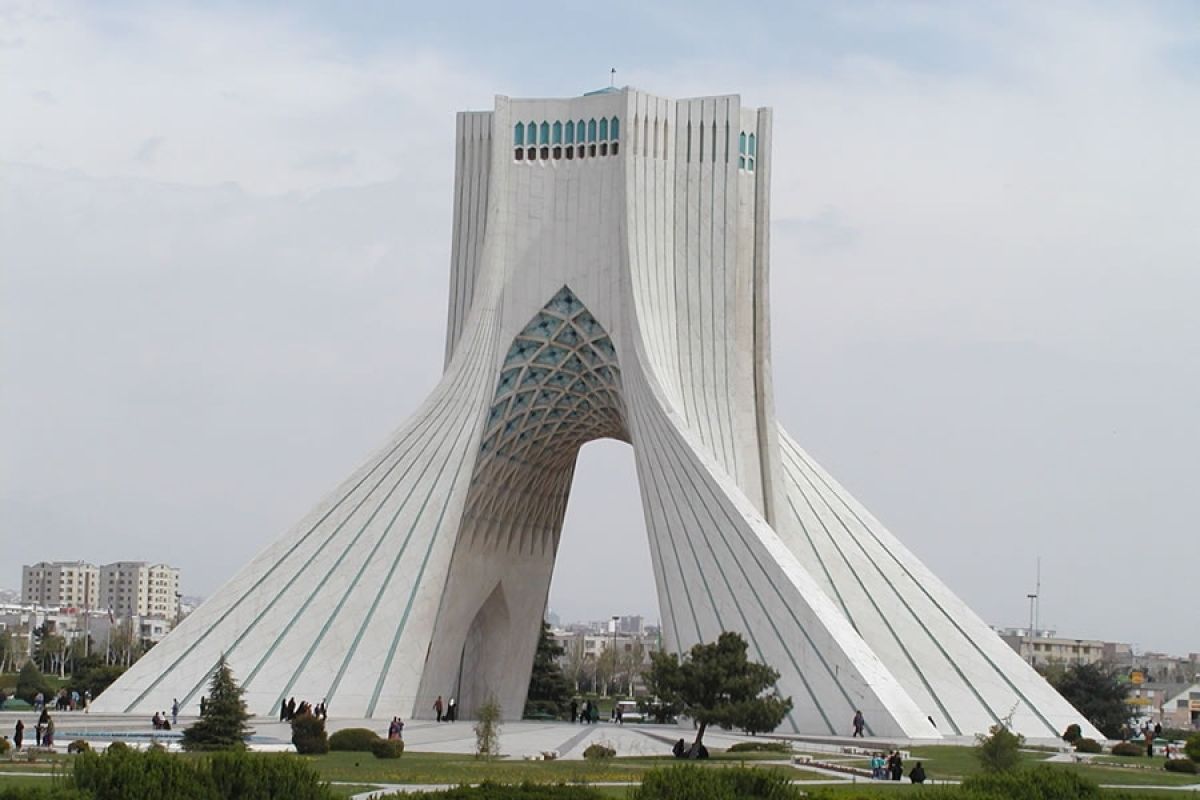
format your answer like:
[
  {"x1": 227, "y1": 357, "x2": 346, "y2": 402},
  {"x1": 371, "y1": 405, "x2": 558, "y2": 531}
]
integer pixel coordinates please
[
  {"x1": 524, "y1": 622, "x2": 571, "y2": 717},
  {"x1": 181, "y1": 654, "x2": 251, "y2": 751}
]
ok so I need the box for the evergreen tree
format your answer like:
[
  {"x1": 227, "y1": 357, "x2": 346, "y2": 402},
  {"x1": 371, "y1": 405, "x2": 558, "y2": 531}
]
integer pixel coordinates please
[
  {"x1": 181, "y1": 654, "x2": 251, "y2": 751},
  {"x1": 524, "y1": 622, "x2": 572, "y2": 717},
  {"x1": 1047, "y1": 662, "x2": 1131, "y2": 739},
  {"x1": 16, "y1": 660, "x2": 54, "y2": 704},
  {"x1": 644, "y1": 631, "x2": 792, "y2": 755}
]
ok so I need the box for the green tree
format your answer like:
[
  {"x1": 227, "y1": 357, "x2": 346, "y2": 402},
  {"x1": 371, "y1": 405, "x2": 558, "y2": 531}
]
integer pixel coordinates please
[
  {"x1": 975, "y1": 719, "x2": 1026, "y2": 772},
  {"x1": 181, "y1": 654, "x2": 251, "y2": 751},
  {"x1": 1048, "y1": 662, "x2": 1131, "y2": 738},
  {"x1": 524, "y1": 622, "x2": 572, "y2": 717},
  {"x1": 644, "y1": 632, "x2": 792, "y2": 755},
  {"x1": 474, "y1": 697, "x2": 502, "y2": 760},
  {"x1": 16, "y1": 660, "x2": 54, "y2": 704}
]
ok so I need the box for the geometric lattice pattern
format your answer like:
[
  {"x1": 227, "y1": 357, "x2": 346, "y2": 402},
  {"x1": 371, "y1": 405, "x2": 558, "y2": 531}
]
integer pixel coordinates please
[{"x1": 464, "y1": 286, "x2": 628, "y2": 553}]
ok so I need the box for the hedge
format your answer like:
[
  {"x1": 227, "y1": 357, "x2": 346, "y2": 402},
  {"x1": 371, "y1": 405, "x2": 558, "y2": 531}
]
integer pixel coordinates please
[
  {"x1": 370, "y1": 739, "x2": 405, "y2": 759},
  {"x1": 629, "y1": 766, "x2": 801, "y2": 800},
  {"x1": 1110, "y1": 741, "x2": 1143, "y2": 757},
  {"x1": 398, "y1": 785, "x2": 606, "y2": 799},
  {"x1": 327, "y1": 727, "x2": 382, "y2": 752},
  {"x1": 1074, "y1": 737, "x2": 1102, "y2": 753},
  {"x1": 727, "y1": 741, "x2": 791, "y2": 753},
  {"x1": 1165, "y1": 758, "x2": 1198, "y2": 774}
]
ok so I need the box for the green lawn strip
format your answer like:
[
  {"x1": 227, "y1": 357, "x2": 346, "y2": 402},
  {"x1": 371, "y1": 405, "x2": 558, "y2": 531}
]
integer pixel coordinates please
[
  {"x1": 0, "y1": 773, "x2": 59, "y2": 789},
  {"x1": 304, "y1": 751, "x2": 827, "y2": 785},
  {"x1": 800, "y1": 786, "x2": 1190, "y2": 798},
  {"x1": 905, "y1": 744, "x2": 1048, "y2": 778},
  {"x1": 329, "y1": 783, "x2": 384, "y2": 798},
  {"x1": 1042, "y1": 761, "x2": 1200, "y2": 787}
]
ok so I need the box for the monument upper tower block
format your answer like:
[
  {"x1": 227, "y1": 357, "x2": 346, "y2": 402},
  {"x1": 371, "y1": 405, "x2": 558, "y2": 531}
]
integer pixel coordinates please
[{"x1": 96, "y1": 88, "x2": 1097, "y2": 740}]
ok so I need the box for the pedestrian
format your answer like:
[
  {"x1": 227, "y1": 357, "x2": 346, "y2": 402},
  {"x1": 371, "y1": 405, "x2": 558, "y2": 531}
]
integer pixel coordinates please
[
  {"x1": 570, "y1": 698, "x2": 578, "y2": 723},
  {"x1": 852, "y1": 710, "x2": 865, "y2": 737},
  {"x1": 280, "y1": 698, "x2": 288, "y2": 721},
  {"x1": 84, "y1": 690, "x2": 91, "y2": 713},
  {"x1": 870, "y1": 753, "x2": 884, "y2": 779},
  {"x1": 616, "y1": 703, "x2": 624, "y2": 725},
  {"x1": 200, "y1": 696, "x2": 207, "y2": 715},
  {"x1": 909, "y1": 762, "x2": 926, "y2": 784},
  {"x1": 172, "y1": 699, "x2": 179, "y2": 727},
  {"x1": 889, "y1": 750, "x2": 903, "y2": 781},
  {"x1": 448, "y1": 697, "x2": 457, "y2": 722},
  {"x1": 13, "y1": 720, "x2": 23, "y2": 751},
  {"x1": 433, "y1": 695, "x2": 444, "y2": 723},
  {"x1": 44, "y1": 717, "x2": 54, "y2": 748},
  {"x1": 286, "y1": 697, "x2": 296, "y2": 721},
  {"x1": 1145, "y1": 729, "x2": 1154, "y2": 758},
  {"x1": 388, "y1": 717, "x2": 400, "y2": 740}
]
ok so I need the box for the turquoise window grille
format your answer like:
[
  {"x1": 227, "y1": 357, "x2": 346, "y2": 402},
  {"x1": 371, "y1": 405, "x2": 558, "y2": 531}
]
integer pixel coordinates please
[
  {"x1": 587, "y1": 119, "x2": 597, "y2": 142},
  {"x1": 514, "y1": 122, "x2": 524, "y2": 146},
  {"x1": 610, "y1": 116, "x2": 620, "y2": 140},
  {"x1": 599, "y1": 117, "x2": 609, "y2": 140},
  {"x1": 552, "y1": 121, "x2": 562, "y2": 144},
  {"x1": 565, "y1": 120, "x2": 575, "y2": 144}
]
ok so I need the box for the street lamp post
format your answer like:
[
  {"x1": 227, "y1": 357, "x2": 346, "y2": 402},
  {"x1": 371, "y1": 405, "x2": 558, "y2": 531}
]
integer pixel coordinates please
[{"x1": 610, "y1": 616, "x2": 619, "y2": 698}]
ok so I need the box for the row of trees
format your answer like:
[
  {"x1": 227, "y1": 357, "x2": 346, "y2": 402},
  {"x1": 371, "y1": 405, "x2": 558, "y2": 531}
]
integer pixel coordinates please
[
  {"x1": 0, "y1": 625, "x2": 153, "y2": 678},
  {"x1": 559, "y1": 633, "x2": 647, "y2": 696}
]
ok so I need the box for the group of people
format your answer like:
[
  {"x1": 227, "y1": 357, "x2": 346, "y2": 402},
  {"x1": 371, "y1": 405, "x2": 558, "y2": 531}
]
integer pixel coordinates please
[
  {"x1": 150, "y1": 711, "x2": 173, "y2": 730},
  {"x1": 387, "y1": 717, "x2": 405, "y2": 740},
  {"x1": 869, "y1": 751, "x2": 925, "y2": 783},
  {"x1": 568, "y1": 698, "x2": 600, "y2": 724},
  {"x1": 9, "y1": 709, "x2": 55, "y2": 750},
  {"x1": 432, "y1": 695, "x2": 457, "y2": 722},
  {"x1": 28, "y1": 690, "x2": 90, "y2": 713},
  {"x1": 279, "y1": 697, "x2": 328, "y2": 721}
]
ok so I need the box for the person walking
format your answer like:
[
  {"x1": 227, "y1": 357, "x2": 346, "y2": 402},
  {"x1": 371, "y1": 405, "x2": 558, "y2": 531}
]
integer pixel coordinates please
[
  {"x1": 909, "y1": 762, "x2": 927, "y2": 784},
  {"x1": 570, "y1": 698, "x2": 578, "y2": 723},
  {"x1": 171, "y1": 699, "x2": 179, "y2": 727},
  {"x1": 43, "y1": 716, "x2": 55, "y2": 748},
  {"x1": 852, "y1": 710, "x2": 865, "y2": 737},
  {"x1": 447, "y1": 697, "x2": 457, "y2": 722},
  {"x1": 280, "y1": 698, "x2": 288, "y2": 721},
  {"x1": 433, "y1": 695, "x2": 444, "y2": 723},
  {"x1": 13, "y1": 720, "x2": 23, "y2": 751}
]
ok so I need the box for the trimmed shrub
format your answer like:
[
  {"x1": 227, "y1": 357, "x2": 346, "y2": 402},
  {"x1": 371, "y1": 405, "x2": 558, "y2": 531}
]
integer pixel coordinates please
[
  {"x1": 1165, "y1": 758, "x2": 1198, "y2": 774},
  {"x1": 370, "y1": 738, "x2": 405, "y2": 759},
  {"x1": 1062, "y1": 723, "x2": 1082, "y2": 743},
  {"x1": 630, "y1": 765, "x2": 800, "y2": 800},
  {"x1": 327, "y1": 727, "x2": 382, "y2": 752},
  {"x1": 104, "y1": 741, "x2": 128, "y2": 754},
  {"x1": 1186, "y1": 732, "x2": 1200, "y2": 762},
  {"x1": 67, "y1": 740, "x2": 91, "y2": 754},
  {"x1": 74, "y1": 747, "x2": 213, "y2": 800},
  {"x1": 1111, "y1": 741, "x2": 1143, "y2": 756},
  {"x1": 1074, "y1": 737, "x2": 1102, "y2": 753},
  {"x1": 208, "y1": 751, "x2": 335, "y2": 800},
  {"x1": 0, "y1": 737, "x2": 9, "y2": 755},
  {"x1": 962, "y1": 766, "x2": 1104, "y2": 799},
  {"x1": 582, "y1": 743, "x2": 615, "y2": 760},
  {"x1": 290, "y1": 713, "x2": 328, "y2": 755},
  {"x1": 727, "y1": 741, "x2": 791, "y2": 753}
]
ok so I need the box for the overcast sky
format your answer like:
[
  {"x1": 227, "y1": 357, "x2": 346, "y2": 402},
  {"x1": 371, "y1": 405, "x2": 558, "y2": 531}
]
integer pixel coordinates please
[{"x1": 2, "y1": 1, "x2": 1197, "y2": 657}]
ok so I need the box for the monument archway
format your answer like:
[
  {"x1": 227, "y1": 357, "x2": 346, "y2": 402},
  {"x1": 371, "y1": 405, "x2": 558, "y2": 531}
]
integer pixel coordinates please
[{"x1": 95, "y1": 87, "x2": 1098, "y2": 741}]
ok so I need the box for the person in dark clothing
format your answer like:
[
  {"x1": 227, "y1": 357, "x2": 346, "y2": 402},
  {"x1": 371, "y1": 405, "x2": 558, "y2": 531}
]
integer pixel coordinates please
[
  {"x1": 672, "y1": 738, "x2": 686, "y2": 758},
  {"x1": 852, "y1": 710, "x2": 865, "y2": 737},
  {"x1": 888, "y1": 751, "x2": 903, "y2": 781},
  {"x1": 280, "y1": 699, "x2": 288, "y2": 721},
  {"x1": 570, "y1": 699, "x2": 578, "y2": 723},
  {"x1": 433, "y1": 695, "x2": 444, "y2": 723},
  {"x1": 909, "y1": 762, "x2": 926, "y2": 784},
  {"x1": 13, "y1": 720, "x2": 23, "y2": 750},
  {"x1": 286, "y1": 697, "x2": 296, "y2": 721}
]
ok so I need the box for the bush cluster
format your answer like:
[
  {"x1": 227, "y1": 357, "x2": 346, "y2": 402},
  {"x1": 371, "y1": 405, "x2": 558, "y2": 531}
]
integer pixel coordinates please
[
  {"x1": 1061, "y1": 723, "x2": 1083, "y2": 743},
  {"x1": 1165, "y1": 758, "x2": 1198, "y2": 774},
  {"x1": 370, "y1": 739, "x2": 405, "y2": 759},
  {"x1": 65, "y1": 746, "x2": 334, "y2": 800},
  {"x1": 727, "y1": 741, "x2": 792, "y2": 754},
  {"x1": 1186, "y1": 733, "x2": 1200, "y2": 762},
  {"x1": 1110, "y1": 741, "x2": 1143, "y2": 757},
  {"x1": 630, "y1": 765, "x2": 800, "y2": 800},
  {"x1": 582, "y1": 743, "x2": 615, "y2": 760},
  {"x1": 1074, "y1": 737, "x2": 1102, "y2": 753},
  {"x1": 290, "y1": 713, "x2": 328, "y2": 755},
  {"x1": 67, "y1": 741, "x2": 91, "y2": 754},
  {"x1": 327, "y1": 728, "x2": 382, "y2": 752}
]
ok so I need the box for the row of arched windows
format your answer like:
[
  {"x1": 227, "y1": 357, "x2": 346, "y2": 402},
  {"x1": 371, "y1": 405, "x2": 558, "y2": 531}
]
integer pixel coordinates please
[{"x1": 513, "y1": 117, "x2": 620, "y2": 163}]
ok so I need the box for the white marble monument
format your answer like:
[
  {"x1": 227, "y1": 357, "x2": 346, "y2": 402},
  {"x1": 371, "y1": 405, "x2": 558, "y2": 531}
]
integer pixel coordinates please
[{"x1": 95, "y1": 88, "x2": 1097, "y2": 740}]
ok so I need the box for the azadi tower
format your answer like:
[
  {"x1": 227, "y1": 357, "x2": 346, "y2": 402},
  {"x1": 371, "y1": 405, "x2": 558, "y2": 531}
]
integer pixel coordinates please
[{"x1": 96, "y1": 88, "x2": 1096, "y2": 740}]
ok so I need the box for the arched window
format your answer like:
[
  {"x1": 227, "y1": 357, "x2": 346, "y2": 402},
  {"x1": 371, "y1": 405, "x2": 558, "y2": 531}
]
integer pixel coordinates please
[
  {"x1": 611, "y1": 116, "x2": 620, "y2": 141},
  {"x1": 587, "y1": 119, "x2": 597, "y2": 142},
  {"x1": 739, "y1": 131, "x2": 747, "y2": 155},
  {"x1": 599, "y1": 117, "x2": 609, "y2": 141},
  {"x1": 748, "y1": 133, "x2": 757, "y2": 157},
  {"x1": 540, "y1": 122, "x2": 550, "y2": 146},
  {"x1": 565, "y1": 120, "x2": 575, "y2": 145},
  {"x1": 514, "y1": 122, "x2": 525, "y2": 147},
  {"x1": 552, "y1": 121, "x2": 562, "y2": 145}
]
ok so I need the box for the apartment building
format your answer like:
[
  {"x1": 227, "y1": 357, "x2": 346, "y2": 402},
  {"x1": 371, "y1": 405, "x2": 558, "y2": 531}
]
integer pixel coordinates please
[{"x1": 21, "y1": 562, "x2": 99, "y2": 609}]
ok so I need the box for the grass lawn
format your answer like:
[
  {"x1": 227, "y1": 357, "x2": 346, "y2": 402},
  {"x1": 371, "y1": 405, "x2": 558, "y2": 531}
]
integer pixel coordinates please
[
  {"x1": 302, "y1": 751, "x2": 828, "y2": 785},
  {"x1": 0, "y1": 773, "x2": 59, "y2": 789},
  {"x1": 329, "y1": 783, "x2": 384, "y2": 798},
  {"x1": 1043, "y1": 761, "x2": 1200, "y2": 787}
]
